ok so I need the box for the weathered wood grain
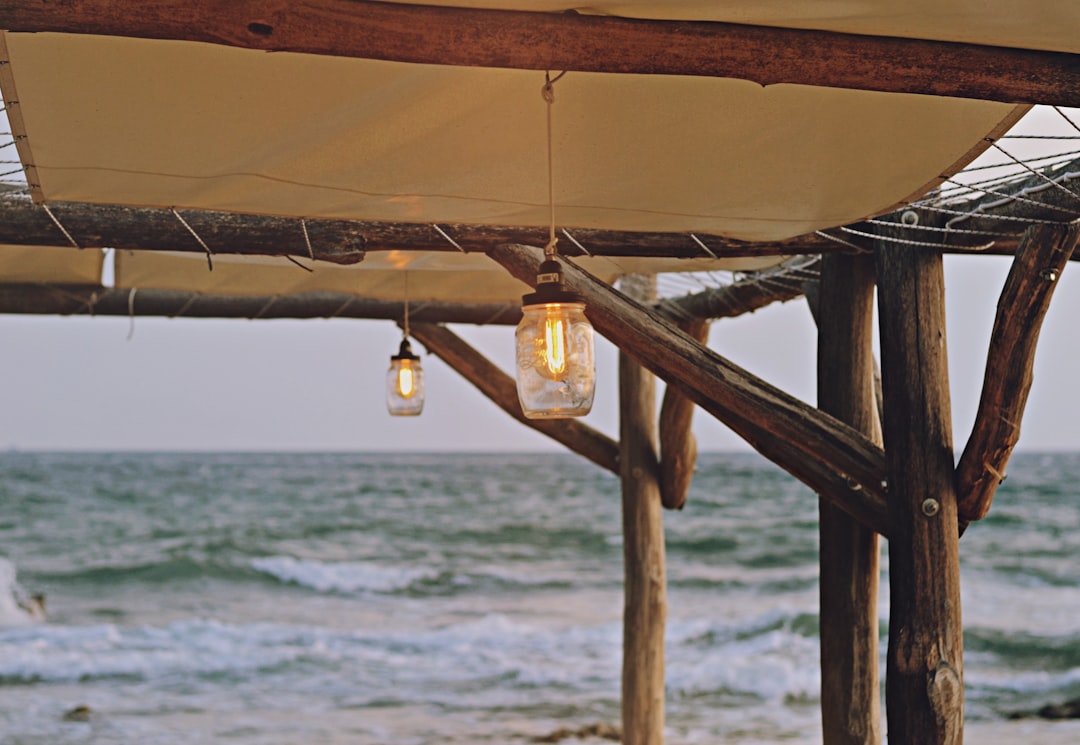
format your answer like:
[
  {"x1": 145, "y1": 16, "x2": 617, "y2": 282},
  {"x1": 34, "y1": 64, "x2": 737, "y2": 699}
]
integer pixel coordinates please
[
  {"x1": 0, "y1": 196, "x2": 825, "y2": 260},
  {"x1": 876, "y1": 241, "x2": 964, "y2": 745},
  {"x1": 3, "y1": 0, "x2": 1080, "y2": 105},
  {"x1": 658, "y1": 317, "x2": 708, "y2": 510},
  {"x1": 956, "y1": 223, "x2": 1080, "y2": 523},
  {"x1": 0, "y1": 284, "x2": 523, "y2": 324},
  {"x1": 617, "y1": 274, "x2": 666, "y2": 745},
  {"x1": 817, "y1": 253, "x2": 883, "y2": 745}
]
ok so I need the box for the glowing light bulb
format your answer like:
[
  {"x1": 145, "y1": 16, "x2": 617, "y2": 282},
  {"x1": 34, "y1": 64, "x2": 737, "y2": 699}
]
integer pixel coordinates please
[
  {"x1": 396, "y1": 362, "x2": 416, "y2": 399},
  {"x1": 542, "y1": 312, "x2": 568, "y2": 379},
  {"x1": 387, "y1": 339, "x2": 424, "y2": 416},
  {"x1": 515, "y1": 260, "x2": 595, "y2": 419}
]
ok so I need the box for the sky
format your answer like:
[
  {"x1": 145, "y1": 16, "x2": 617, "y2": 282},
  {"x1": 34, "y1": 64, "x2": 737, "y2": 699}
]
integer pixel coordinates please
[
  {"x1": 2, "y1": 106, "x2": 1079, "y2": 455},
  {"x1": 2, "y1": 252, "x2": 1079, "y2": 454}
]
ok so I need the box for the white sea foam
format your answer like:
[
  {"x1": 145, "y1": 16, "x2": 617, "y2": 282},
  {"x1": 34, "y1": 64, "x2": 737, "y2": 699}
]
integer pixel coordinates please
[
  {"x1": 0, "y1": 558, "x2": 45, "y2": 627},
  {"x1": 250, "y1": 555, "x2": 440, "y2": 594},
  {"x1": 0, "y1": 619, "x2": 344, "y2": 684}
]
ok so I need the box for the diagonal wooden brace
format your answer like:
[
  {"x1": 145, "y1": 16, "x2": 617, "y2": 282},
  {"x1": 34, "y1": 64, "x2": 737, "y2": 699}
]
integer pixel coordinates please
[
  {"x1": 956, "y1": 222, "x2": 1080, "y2": 524},
  {"x1": 489, "y1": 243, "x2": 890, "y2": 537},
  {"x1": 407, "y1": 320, "x2": 620, "y2": 475}
]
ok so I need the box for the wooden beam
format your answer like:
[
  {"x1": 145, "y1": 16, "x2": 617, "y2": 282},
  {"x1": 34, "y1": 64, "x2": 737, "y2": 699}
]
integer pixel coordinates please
[
  {"x1": 817, "y1": 253, "x2": 883, "y2": 745},
  {"x1": 0, "y1": 195, "x2": 828, "y2": 261},
  {"x1": 876, "y1": 241, "x2": 964, "y2": 744},
  {"x1": 4, "y1": 0, "x2": 1080, "y2": 105},
  {"x1": 406, "y1": 321, "x2": 620, "y2": 474},
  {"x1": 658, "y1": 317, "x2": 708, "y2": 510},
  {"x1": 659, "y1": 256, "x2": 820, "y2": 322},
  {"x1": 0, "y1": 284, "x2": 523, "y2": 324},
  {"x1": 488, "y1": 244, "x2": 890, "y2": 536},
  {"x1": 617, "y1": 274, "x2": 666, "y2": 745},
  {"x1": 956, "y1": 223, "x2": 1080, "y2": 524}
]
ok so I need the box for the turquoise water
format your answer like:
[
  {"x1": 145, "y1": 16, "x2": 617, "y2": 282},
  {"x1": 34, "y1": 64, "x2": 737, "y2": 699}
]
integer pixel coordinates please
[{"x1": 1, "y1": 451, "x2": 1079, "y2": 743}]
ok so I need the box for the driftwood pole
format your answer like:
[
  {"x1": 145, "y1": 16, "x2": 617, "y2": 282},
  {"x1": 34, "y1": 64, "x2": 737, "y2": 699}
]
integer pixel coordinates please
[
  {"x1": 658, "y1": 318, "x2": 709, "y2": 510},
  {"x1": 876, "y1": 242, "x2": 964, "y2": 744},
  {"x1": 817, "y1": 254, "x2": 883, "y2": 744},
  {"x1": 618, "y1": 274, "x2": 667, "y2": 745},
  {"x1": 955, "y1": 223, "x2": 1080, "y2": 525}
]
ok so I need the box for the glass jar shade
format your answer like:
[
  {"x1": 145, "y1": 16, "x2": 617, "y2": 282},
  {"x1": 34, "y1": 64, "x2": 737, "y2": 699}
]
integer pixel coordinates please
[
  {"x1": 515, "y1": 301, "x2": 595, "y2": 419},
  {"x1": 387, "y1": 346, "x2": 424, "y2": 416}
]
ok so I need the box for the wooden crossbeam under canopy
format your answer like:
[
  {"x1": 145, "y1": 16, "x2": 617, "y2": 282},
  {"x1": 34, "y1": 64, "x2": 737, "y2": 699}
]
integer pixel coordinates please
[{"x1": 4, "y1": 0, "x2": 1080, "y2": 106}]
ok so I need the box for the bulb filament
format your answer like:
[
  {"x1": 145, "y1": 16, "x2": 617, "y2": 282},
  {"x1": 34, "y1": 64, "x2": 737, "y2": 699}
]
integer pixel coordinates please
[
  {"x1": 397, "y1": 365, "x2": 415, "y2": 398},
  {"x1": 543, "y1": 316, "x2": 568, "y2": 378}
]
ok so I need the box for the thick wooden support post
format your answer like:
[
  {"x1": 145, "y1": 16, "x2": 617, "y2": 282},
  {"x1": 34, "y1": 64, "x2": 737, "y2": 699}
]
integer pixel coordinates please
[
  {"x1": 618, "y1": 275, "x2": 667, "y2": 745},
  {"x1": 817, "y1": 254, "x2": 882, "y2": 745},
  {"x1": 658, "y1": 317, "x2": 709, "y2": 510},
  {"x1": 876, "y1": 244, "x2": 964, "y2": 745},
  {"x1": 488, "y1": 244, "x2": 890, "y2": 537},
  {"x1": 407, "y1": 322, "x2": 619, "y2": 474},
  {"x1": 956, "y1": 223, "x2": 1080, "y2": 524}
]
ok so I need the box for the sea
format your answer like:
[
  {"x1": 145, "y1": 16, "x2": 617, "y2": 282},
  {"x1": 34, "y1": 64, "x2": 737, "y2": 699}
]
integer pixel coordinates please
[{"x1": 2, "y1": 451, "x2": 1080, "y2": 745}]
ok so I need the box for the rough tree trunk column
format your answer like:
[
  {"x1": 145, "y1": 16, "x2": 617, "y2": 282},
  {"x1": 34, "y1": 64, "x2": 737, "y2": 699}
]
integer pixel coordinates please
[
  {"x1": 618, "y1": 273, "x2": 667, "y2": 745},
  {"x1": 817, "y1": 253, "x2": 883, "y2": 744},
  {"x1": 876, "y1": 243, "x2": 964, "y2": 744}
]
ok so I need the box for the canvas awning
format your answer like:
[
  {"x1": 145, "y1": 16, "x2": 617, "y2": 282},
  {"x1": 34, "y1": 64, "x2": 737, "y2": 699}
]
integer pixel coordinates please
[{"x1": 0, "y1": 0, "x2": 1062, "y2": 301}]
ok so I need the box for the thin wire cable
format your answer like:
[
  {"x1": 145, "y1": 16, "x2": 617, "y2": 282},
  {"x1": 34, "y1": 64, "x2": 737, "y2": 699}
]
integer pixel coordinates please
[
  {"x1": 541, "y1": 71, "x2": 566, "y2": 260},
  {"x1": 41, "y1": 204, "x2": 80, "y2": 248},
  {"x1": 923, "y1": 202, "x2": 1069, "y2": 226},
  {"x1": 285, "y1": 255, "x2": 314, "y2": 272},
  {"x1": 561, "y1": 229, "x2": 591, "y2": 256},
  {"x1": 432, "y1": 224, "x2": 465, "y2": 252},
  {"x1": 253, "y1": 296, "x2": 278, "y2": 319},
  {"x1": 328, "y1": 296, "x2": 355, "y2": 319},
  {"x1": 171, "y1": 208, "x2": 214, "y2": 271},
  {"x1": 1054, "y1": 106, "x2": 1080, "y2": 135},
  {"x1": 838, "y1": 224, "x2": 996, "y2": 250},
  {"x1": 814, "y1": 229, "x2": 871, "y2": 254},
  {"x1": 301, "y1": 218, "x2": 315, "y2": 260},
  {"x1": 403, "y1": 271, "x2": 410, "y2": 339},
  {"x1": 934, "y1": 176, "x2": 1080, "y2": 217},
  {"x1": 126, "y1": 288, "x2": 137, "y2": 341},
  {"x1": 938, "y1": 147, "x2": 1080, "y2": 177},
  {"x1": 864, "y1": 217, "x2": 1016, "y2": 237},
  {"x1": 689, "y1": 233, "x2": 719, "y2": 259},
  {"x1": 170, "y1": 293, "x2": 200, "y2": 318},
  {"x1": 984, "y1": 139, "x2": 1080, "y2": 205},
  {"x1": 1001, "y1": 134, "x2": 1080, "y2": 140}
]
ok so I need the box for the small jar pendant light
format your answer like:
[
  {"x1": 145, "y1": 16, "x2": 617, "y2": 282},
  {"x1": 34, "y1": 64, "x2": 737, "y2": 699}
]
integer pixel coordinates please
[
  {"x1": 387, "y1": 337, "x2": 424, "y2": 416},
  {"x1": 514, "y1": 70, "x2": 596, "y2": 419},
  {"x1": 515, "y1": 259, "x2": 595, "y2": 419}
]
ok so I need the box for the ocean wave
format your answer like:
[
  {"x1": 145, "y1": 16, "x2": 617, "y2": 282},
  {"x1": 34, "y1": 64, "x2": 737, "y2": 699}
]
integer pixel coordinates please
[
  {"x1": 250, "y1": 556, "x2": 443, "y2": 594},
  {"x1": 0, "y1": 619, "x2": 336, "y2": 685},
  {"x1": 666, "y1": 610, "x2": 821, "y2": 702},
  {"x1": 249, "y1": 555, "x2": 580, "y2": 596},
  {"x1": 33, "y1": 556, "x2": 258, "y2": 587}
]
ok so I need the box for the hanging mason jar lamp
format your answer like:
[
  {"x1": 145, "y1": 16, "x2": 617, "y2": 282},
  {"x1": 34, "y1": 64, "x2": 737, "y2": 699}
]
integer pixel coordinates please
[
  {"x1": 387, "y1": 273, "x2": 425, "y2": 416},
  {"x1": 387, "y1": 337, "x2": 424, "y2": 416},
  {"x1": 515, "y1": 71, "x2": 596, "y2": 419}
]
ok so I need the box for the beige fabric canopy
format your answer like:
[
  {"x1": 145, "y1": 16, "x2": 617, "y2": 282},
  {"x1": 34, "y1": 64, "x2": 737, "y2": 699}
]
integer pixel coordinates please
[
  {"x1": 112, "y1": 251, "x2": 786, "y2": 302},
  {"x1": 0, "y1": 1, "x2": 1047, "y2": 301}
]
